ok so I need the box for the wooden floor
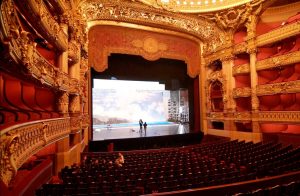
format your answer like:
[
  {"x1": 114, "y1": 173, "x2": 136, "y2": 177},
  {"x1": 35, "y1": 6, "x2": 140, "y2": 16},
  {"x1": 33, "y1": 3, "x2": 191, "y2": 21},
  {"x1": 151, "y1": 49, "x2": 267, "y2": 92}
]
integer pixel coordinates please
[{"x1": 92, "y1": 123, "x2": 190, "y2": 141}]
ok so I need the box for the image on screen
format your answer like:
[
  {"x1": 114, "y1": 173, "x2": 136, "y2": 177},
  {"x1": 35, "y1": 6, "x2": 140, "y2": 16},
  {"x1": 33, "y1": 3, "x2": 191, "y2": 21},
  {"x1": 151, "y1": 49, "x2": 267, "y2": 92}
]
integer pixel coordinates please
[{"x1": 92, "y1": 79, "x2": 189, "y2": 128}]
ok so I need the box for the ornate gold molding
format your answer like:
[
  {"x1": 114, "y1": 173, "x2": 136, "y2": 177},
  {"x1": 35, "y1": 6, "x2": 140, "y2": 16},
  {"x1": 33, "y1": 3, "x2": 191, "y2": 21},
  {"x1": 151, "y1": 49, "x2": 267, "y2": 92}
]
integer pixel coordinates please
[
  {"x1": 205, "y1": 0, "x2": 263, "y2": 31},
  {"x1": 57, "y1": 92, "x2": 69, "y2": 114},
  {"x1": 258, "y1": 111, "x2": 300, "y2": 123},
  {"x1": 70, "y1": 116, "x2": 82, "y2": 130},
  {"x1": 257, "y1": 80, "x2": 300, "y2": 96},
  {"x1": 256, "y1": 21, "x2": 300, "y2": 47},
  {"x1": 68, "y1": 40, "x2": 80, "y2": 65},
  {"x1": 233, "y1": 42, "x2": 247, "y2": 54},
  {"x1": 207, "y1": 112, "x2": 224, "y2": 120},
  {"x1": 232, "y1": 63, "x2": 250, "y2": 75},
  {"x1": 81, "y1": 0, "x2": 223, "y2": 48},
  {"x1": 234, "y1": 112, "x2": 252, "y2": 121},
  {"x1": 233, "y1": 87, "x2": 252, "y2": 98},
  {"x1": 0, "y1": 118, "x2": 70, "y2": 186},
  {"x1": 69, "y1": 78, "x2": 80, "y2": 95},
  {"x1": 48, "y1": 0, "x2": 67, "y2": 14},
  {"x1": 69, "y1": 95, "x2": 81, "y2": 114},
  {"x1": 137, "y1": 0, "x2": 253, "y2": 13},
  {"x1": 88, "y1": 25, "x2": 201, "y2": 77},
  {"x1": 256, "y1": 50, "x2": 300, "y2": 71},
  {"x1": 15, "y1": 0, "x2": 68, "y2": 52},
  {"x1": 260, "y1": 1, "x2": 300, "y2": 23}
]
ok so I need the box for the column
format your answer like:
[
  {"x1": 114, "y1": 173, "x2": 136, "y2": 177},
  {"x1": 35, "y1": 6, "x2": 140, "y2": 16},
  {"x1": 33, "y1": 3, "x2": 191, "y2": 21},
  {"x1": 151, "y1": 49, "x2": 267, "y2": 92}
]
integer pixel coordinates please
[
  {"x1": 57, "y1": 91, "x2": 69, "y2": 117},
  {"x1": 58, "y1": 18, "x2": 68, "y2": 74},
  {"x1": 246, "y1": 15, "x2": 262, "y2": 142},
  {"x1": 221, "y1": 54, "x2": 236, "y2": 133}
]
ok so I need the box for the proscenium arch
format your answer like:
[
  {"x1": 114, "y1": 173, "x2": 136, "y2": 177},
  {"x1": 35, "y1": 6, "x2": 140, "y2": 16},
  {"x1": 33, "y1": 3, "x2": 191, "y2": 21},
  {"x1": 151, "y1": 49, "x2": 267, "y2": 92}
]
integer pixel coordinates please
[{"x1": 87, "y1": 21, "x2": 202, "y2": 78}]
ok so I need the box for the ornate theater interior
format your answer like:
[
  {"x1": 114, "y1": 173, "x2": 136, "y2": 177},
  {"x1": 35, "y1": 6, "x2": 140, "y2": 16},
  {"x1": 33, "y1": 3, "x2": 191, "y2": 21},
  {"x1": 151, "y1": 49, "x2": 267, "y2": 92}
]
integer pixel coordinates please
[{"x1": 1, "y1": 0, "x2": 300, "y2": 195}]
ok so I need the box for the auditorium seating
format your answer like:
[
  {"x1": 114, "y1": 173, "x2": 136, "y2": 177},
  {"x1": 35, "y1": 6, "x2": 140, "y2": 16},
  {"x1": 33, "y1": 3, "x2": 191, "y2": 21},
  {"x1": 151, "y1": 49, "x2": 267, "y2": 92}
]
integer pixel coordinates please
[
  {"x1": 36, "y1": 140, "x2": 300, "y2": 195},
  {"x1": 232, "y1": 181, "x2": 300, "y2": 196}
]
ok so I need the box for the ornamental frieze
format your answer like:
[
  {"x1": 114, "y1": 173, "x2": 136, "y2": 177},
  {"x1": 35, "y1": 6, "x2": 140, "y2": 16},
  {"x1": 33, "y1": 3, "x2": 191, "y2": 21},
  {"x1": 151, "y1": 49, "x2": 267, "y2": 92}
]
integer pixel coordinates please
[
  {"x1": 256, "y1": 21, "x2": 300, "y2": 47},
  {"x1": 233, "y1": 42, "x2": 247, "y2": 55},
  {"x1": 82, "y1": 114, "x2": 90, "y2": 127},
  {"x1": 69, "y1": 95, "x2": 81, "y2": 114},
  {"x1": 81, "y1": 0, "x2": 223, "y2": 46},
  {"x1": 70, "y1": 116, "x2": 82, "y2": 130},
  {"x1": 256, "y1": 50, "x2": 300, "y2": 71},
  {"x1": 88, "y1": 26, "x2": 201, "y2": 77},
  {"x1": 68, "y1": 40, "x2": 80, "y2": 65},
  {"x1": 232, "y1": 63, "x2": 250, "y2": 75},
  {"x1": 234, "y1": 112, "x2": 252, "y2": 121},
  {"x1": 0, "y1": 118, "x2": 70, "y2": 186},
  {"x1": 207, "y1": 112, "x2": 224, "y2": 119},
  {"x1": 233, "y1": 87, "x2": 252, "y2": 98},
  {"x1": 256, "y1": 80, "x2": 300, "y2": 96},
  {"x1": 207, "y1": 70, "x2": 224, "y2": 82},
  {"x1": 258, "y1": 111, "x2": 300, "y2": 123},
  {"x1": 14, "y1": 0, "x2": 68, "y2": 51},
  {"x1": 69, "y1": 78, "x2": 80, "y2": 95},
  {"x1": 205, "y1": 0, "x2": 263, "y2": 31}
]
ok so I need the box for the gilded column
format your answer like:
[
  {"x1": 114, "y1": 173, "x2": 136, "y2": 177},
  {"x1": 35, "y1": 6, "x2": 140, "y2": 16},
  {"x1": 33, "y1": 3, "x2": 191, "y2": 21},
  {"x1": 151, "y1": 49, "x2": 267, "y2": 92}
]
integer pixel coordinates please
[
  {"x1": 68, "y1": 40, "x2": 81, "y2": 80},
  {"x1": 246, "y1": 15, "x2": 261, "y2": 141},
  {"x1": 57, "y1": 92, "x2": 69, "y2": 117},
  {"x1": 221, "y1": 53, "x2": 236, "y2": 132},
  {"x1": 200, "y1": 51, "x2": 208, "y2": 134},
  {"x1": 58, "y1": 15, "x2": 69, "y2": 74}
]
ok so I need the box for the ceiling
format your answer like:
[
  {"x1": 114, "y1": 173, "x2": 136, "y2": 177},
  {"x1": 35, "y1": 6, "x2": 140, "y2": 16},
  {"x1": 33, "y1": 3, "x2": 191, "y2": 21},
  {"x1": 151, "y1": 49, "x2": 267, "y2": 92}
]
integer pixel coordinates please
[{"x1": 137, "y1": 0, "x2": 252, "y2": 13}]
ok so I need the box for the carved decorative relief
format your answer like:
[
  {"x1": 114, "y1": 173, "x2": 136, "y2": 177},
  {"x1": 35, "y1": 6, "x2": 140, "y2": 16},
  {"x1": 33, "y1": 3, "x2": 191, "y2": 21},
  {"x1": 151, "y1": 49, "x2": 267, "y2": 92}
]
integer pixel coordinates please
[
  {"x1": 69, "y1": 95, "x2": 80, "y2": 113},
  {"x1": 234, "y1": 112, "x2": 252, "y2": 121},
  {"x1": 207, "y1": 112, "x2": 224, "y2": 119},
  {"x1": 256, "y1": 51, "x2": 300, "y2": 71},
  {"x1": 0, "y1": 118, "x2": 70, "y2": 186},
  {"x1": 70, "y1": 116, "x2": 82, "y2": 130},
  {"x1": 82, "y1": 114, "x2": 90, "y2": 127},
  {"x1": 81, "y1": 0, "x2": 223, "y2": 51},
  {"x1": 89, "y1": 26, "x2": 200, "y2": 77},
  {"x1": 131, "y1": 37, "x2": 167, "y2": 60},
  {"x1": 55, "y1": 71, "x2": 69, "y2": 91},
  {"x1": 251, "y1": 94, "x2": 260, "y2": 111},
  {"x1": 206, "y1": 1, "x2": 263, "y2": 31},
  {"x1": 233, "y1": 63, "x2": 250, "y2": 75},
  {"x1": 257, "y1": 21, "x2": 300, "y2": 47},
  {"x1": 57, "y1": 92, "x2": 69, "y2": 114},
  {"x1": 258, "y1": 111, "x2": 300, "y2": 123},
  {"x1": 69, "y1": 78, "x2": 80, "y2": 95},
  {"x1": 233, "y1": 87, "x2": 252, "y2": 98},
  {"x1": 257, "y1": 80, "x2": 300, "y2": 96},
  {"x1": 233, "y1": 42, "x2": 247, "y2": 54},
  {"x1": 68, "y1": 40, "x2": 80, "y2": 64},
  {"x1": 15, "y1": 0, "x2": 68, "y2": 51},
  {"x1": 206, "y1": 71, "x2": 226, "y2": 112}
]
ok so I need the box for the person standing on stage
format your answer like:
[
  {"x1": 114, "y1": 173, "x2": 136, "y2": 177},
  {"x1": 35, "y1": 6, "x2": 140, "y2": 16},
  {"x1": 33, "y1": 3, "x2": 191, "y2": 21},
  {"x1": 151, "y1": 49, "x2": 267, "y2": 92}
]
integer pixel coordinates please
[
  {"x1": 139, "y1": 119, "x2": 143, "y2": 132},
  {"x1": 143, "y1": 122, "x2": 147, "y2": 133}
]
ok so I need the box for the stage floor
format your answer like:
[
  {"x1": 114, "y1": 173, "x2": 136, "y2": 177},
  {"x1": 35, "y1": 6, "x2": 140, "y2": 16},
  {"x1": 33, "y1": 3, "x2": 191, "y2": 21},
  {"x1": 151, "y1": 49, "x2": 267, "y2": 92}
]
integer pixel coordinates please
[{"x1": 92, "y1": 123, "x2": 190, "y2": 141}]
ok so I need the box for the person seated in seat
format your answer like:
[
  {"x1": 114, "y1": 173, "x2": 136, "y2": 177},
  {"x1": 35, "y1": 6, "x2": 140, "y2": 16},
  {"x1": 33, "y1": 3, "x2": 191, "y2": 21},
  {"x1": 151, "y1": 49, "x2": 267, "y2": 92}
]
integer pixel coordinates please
[{"x1": 115, "y1": 152, "x2": 125, "y2": 167}]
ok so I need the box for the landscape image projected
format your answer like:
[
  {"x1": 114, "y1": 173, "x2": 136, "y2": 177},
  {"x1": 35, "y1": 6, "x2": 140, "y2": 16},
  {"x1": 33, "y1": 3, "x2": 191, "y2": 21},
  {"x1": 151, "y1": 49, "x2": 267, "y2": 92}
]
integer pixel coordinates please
[
  {"x1": 92, "y1": 79, "x2": 189, "y2": 127},
  {"x1": 93, "y1": 79, "x2": 169, "y2": 126}
]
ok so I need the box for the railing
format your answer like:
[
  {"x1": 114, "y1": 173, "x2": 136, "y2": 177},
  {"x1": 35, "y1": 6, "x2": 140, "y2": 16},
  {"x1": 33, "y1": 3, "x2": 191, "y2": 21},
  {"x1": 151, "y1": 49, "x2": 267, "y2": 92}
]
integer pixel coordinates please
[{"x1": 0, "y1": 118, "x2": 70, "y2": 186}]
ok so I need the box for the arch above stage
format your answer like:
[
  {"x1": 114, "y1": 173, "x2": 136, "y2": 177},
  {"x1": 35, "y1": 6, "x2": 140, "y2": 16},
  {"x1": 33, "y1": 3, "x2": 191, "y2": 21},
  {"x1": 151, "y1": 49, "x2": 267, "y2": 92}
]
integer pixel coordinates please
[{"x1": 88, "y1": 25, "x2": 201, "y2": 78}]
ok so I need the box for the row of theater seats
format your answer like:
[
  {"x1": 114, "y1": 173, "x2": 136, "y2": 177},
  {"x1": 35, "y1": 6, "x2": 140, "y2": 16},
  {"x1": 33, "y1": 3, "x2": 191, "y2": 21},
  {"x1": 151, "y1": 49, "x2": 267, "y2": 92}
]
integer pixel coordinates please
[
  {"x1": 36, "y1": 140, "x2": 300, "y2": 195},
  {"x1": 0, "y1": 72, "x2": 59, "y2": 128},
  {"x1": 232, "y1": 181, "x2": 300, "y2": 196}
]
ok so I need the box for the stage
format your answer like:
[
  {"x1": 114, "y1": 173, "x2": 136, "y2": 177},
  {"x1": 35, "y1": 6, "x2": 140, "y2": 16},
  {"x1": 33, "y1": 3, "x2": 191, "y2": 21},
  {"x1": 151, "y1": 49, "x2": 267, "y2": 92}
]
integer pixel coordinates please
[
  {"x1": 90, "y1": 123, "x2": 203, "y2": 152},
  {"x1": 92, "y1": 123, "x2": 190, "y2": 141}
]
